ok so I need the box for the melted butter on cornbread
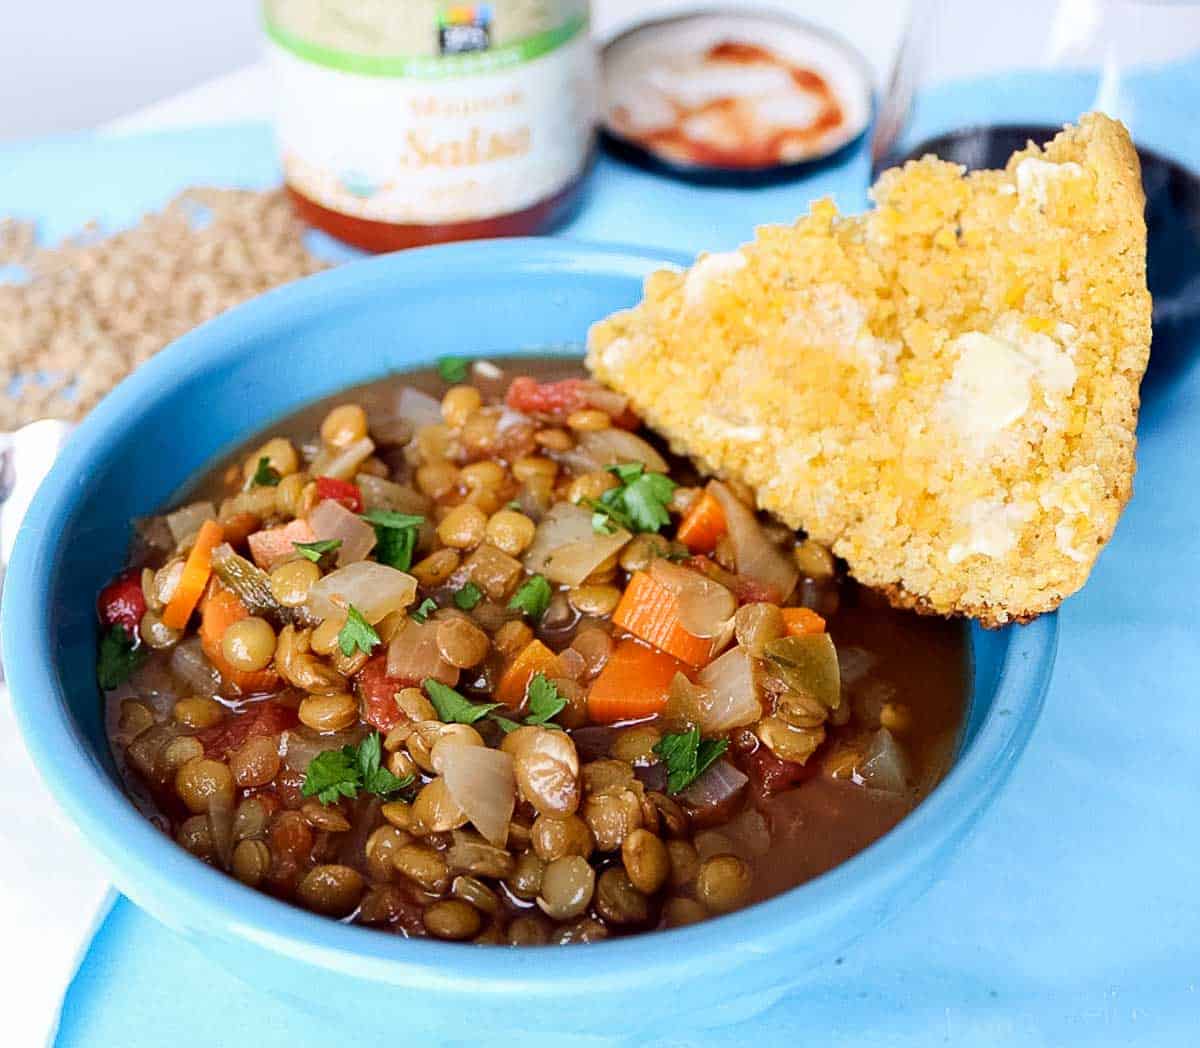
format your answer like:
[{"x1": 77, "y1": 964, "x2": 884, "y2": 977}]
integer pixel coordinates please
[{"x1": 587, "y1": 114, "x2": 1150, "y2": 625}]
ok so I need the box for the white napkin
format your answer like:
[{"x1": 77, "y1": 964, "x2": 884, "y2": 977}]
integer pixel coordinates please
[{"x1": 0, "y1": 690, "x2": 115, "y2": 1046}]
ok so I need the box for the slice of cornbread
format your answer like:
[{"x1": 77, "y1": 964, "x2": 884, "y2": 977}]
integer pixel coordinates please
[{"x1": 587, "y1": 114, "x2": 1150, "y2": 625}]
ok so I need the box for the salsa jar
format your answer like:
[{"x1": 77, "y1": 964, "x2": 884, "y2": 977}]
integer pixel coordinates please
[{"x1": 263, "y1": 1, "x2": 596, "y2": 252}]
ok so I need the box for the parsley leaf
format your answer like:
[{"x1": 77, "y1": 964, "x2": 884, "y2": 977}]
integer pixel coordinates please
[
  {"x1": 356, "y1": 732, "x2": 414, "y2": 797},
  {"x1": 508, "y1": 574, "x2": 552, "y2": 620},
  {"x1": 293, "y1": 538, "x2": 341, "y2": 563},
  {"x1": 252, "y1": 456, "x2": 281, "y2": 487},
  {"x1": 97, "y1": 624, "x2": 147, "y2": 690},
  {"x1": 653, "y1": 726, "x2": 730, "y2": 794},
  {"x1": 411, "y1": 597, "x2": 438, "y2": 623},
  {"x1": 362, "y1": 509, "x2": 424, "y2": 572},
  {"x1": 491, "y1": 714, "x2": 522, "y2": 734},
  {"x1": 338, "y1": 605, "x2": 380, "y2": 656},
  {"x1": 437, "y1": 356, "x2": 471, "y2": 383},
  {"x1": 453, "y1": 581, "x2": 483, "y2": 611},
  {"x1": 524, "y1": 673, "x2": 566, "y2": 726},
  {"x1": 301, "y1": 733, "x2": 414, "y2": 806},
  {"x1": 301, "y1": 747, "x2": 360, "y2": 805},
  {"x1": 424, "y1": 679, "x2": 503, "y2": 724},
  {"x1": 588, "y1": 462, "x2": 676, "y2": 535}
]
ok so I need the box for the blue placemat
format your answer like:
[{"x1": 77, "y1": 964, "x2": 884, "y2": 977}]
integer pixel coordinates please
[{"x1": 3, "y1": 122, "x2": 1198, "y2": 1047}]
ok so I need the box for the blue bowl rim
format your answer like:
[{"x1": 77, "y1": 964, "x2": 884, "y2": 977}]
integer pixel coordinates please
[{"x1": 4, "y1": 236, "x2": 1056, "y2": 995}]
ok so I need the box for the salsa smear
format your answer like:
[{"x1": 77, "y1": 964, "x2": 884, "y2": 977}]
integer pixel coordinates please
[{"x1": 100, "y1": 357, "x2": 966, "y2": 944}]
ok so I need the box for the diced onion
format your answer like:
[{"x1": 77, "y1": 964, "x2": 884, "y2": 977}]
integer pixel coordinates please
[
  {"x1": 837, "y1": 646, "x2": 877, "y2": 688},
  {"x1": 764, "y1": 634, "x2": 841, "y2": 711},
  {"x1": 168, "y1": 637, "x2": 221, "y2": 697},
  {"x1": 573, "y1": 429, "x2": 668, "y2": 473},
  {"x1": 679, "y1": 760, "x2": 748, "y2": 811},
  {"x1": 694, "y1": 648, "x2": 762, "y2": 732},
  {"x1": 166, "y1": 501, "x2": 216, "y2": 545},
  {"x1": 356, "y1": 474, "x2": 429, "y2": 516},
  {"x1": 857, "y1": 728, "x2": 910, "y2": 794},
  {"x1": 310, "y1": 436, "x2": 375, "y2": 481},
  {"x1": 280, "y1": 728, "x2": 365, "y2": 773},
  {"x1": 649, "y1": 559, "x2": 735, "y2": 638},
  {"x1": 708, "y1": 481, "x2": 798, "y2": 602},
  {"x1": 386, "y1": 618, "x2": 459, "y2": 685},
  {"x1": 307, "y1": 499, "x2": 377, "y2": 567},
  {"x1": 436, "y1": 742, "x2": 516, "y2": 847},
  {"x1": 396, "y1": 387, "x2": 443, "y2": 431},
  {"x1": 523, "y1": 503, "x2": 631, "y2": 586},
  {"x1": 308, "y1": 561, "x2": 417, "y2": 624}
]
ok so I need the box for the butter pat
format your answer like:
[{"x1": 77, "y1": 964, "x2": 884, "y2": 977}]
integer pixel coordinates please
[
  {"x1": 941, "y1": 319, "x2": 1076, "y2": 449},
  {"x1": 1015, "y1": 157, "x2": 1084, "y2": 208},
  {"x1": 684, "y1": 250, "x2": 746, "y2": 307},
  {"x1": 947, "y1": 499, "x2": 1034, "y2": 564}
]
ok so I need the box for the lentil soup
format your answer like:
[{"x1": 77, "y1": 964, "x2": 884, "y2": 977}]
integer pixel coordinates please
[{"x1": 98, "y1": 357, "x2": 968, "y2": 944}]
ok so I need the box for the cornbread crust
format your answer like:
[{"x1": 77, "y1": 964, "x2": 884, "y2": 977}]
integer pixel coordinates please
[{"x1": 586, "y1": 114, "x2": 1150, "y2": 625}]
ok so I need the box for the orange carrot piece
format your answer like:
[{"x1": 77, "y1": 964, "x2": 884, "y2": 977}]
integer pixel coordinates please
[
  {"x1": 612, "y1": 570, "x2": 714, "y2": 668},
  {"x1": 588, "y1": 638, "x2": 686, "y2": 723},
  {"x1": 200, "y1": 583, "x2": 281, "y2": 695},
  {"x1": 781, "y1": 607, "x2": 826, "y2": 635},
  {"x1": 247, "y1": 519, "x2": 316, "y2": 571},
  {"x1": 495, "y1": 638, "x2": 558, "y2": 707},
  {"x1": 162, "y1": 519, "x2": 224, "y2": 630},
  {"x1": 676, "y1": 490, "x2": 727, "y2": 554}
]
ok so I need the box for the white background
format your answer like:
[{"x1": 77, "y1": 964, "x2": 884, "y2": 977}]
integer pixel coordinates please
[{"x1": 0, "y1": 0, "x2": 910, "y2": 139}]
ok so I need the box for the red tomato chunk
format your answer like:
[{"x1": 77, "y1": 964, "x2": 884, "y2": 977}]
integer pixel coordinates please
[
  {"x1": 198, "y1": 700, "x2": 297, "y2": 759},
  {"x1": 98, "y1": 570, "x2": 147, "y2": 633},
  {"x1": 356, "y1": 654, "x2": 407, "y2": 732},
  {"x1": 315, "y1": 476, "x2": 363, "y2": 513}
]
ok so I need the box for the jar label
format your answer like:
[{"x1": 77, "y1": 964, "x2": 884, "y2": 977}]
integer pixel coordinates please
[{"x1": 268, "y1": 15, "x2": 595, "y2": 226}]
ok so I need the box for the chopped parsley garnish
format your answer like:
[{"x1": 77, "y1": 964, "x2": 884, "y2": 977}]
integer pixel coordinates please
[
  {"x1": 491, "y1": 715, "x2": 522, "y2": 734},
  {"x1": 437, "y1": 356, "x2": 471, "y2": 383},
  {"x1": 301, "y1": 732, "x2": 414, "y2": 806},
  {"x1": 293, "y1": 538, "x2": 341, "y2": 563},
  {"x1": 411, "y1": 597, "x2": 438, "y2": 623},
  {"x1": 362, "y1": 509, "x2": 424, "y2": 572},
  {"x1": 588, "y1": 462, "x2": 676, "y2": 535},
  {"x1": 524, "y1": 673, "x2": 567, "y2": 726},
  {"x1": 508, "y1": 574, "x2": 552, "y2": 620},
  {"x1": 338, "y1": 605, "x2": 380, "y2": 656},
  {"x1": 654, "y1": 726, "x2": 729, "y2": 795},
  {"x1": 424, "y1": 679, "x2": 502, "y2": 724},
  {"x1": 251, "y1": 456, "x2": 281, "y2": 487},
  {"x1": 97, "y1": 624, "x2": 147, "y2": 690},
  {"x1": 506, "y1": 500, "x2": 522, "y2": 511},
  {"x1": 453, "y1": 581, "x2": 483, "y2": 611}
]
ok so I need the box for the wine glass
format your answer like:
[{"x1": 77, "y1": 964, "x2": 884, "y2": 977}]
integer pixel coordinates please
[{"x1": 871, "y1": 0, "x2": 1200, "y2": 391}]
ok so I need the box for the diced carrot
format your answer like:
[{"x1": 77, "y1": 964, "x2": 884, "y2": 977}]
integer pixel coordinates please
[
  {"x1": 199, "y1": 582, "x2": 281, "y2": 695},
  {"x1": 247, "y1": 519, "x2": 316, "y2": 571},
  {"x1": 676, "y1": 490, "x2": 727, "y2": 554},
  {"x1": 612, "y1": 570, "x2": 714, "y2": 668},
  {"x1": 781, "y1": 607, "x2": 826, "y2": 635},
  {"x1": 219, "y1": 511, "x2": 261, "y2": 549},
  {"x1": 162, "y1": 520, "x2": 224, "y2": 630},
  {"x1": 494, "y1": 638, "x2": 558, "y2": 708},
  {"x1": 588, "y1": 638, "x2": 687, "y2": 723}
]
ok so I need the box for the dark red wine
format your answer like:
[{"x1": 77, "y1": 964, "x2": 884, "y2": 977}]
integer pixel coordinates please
[{"x1": 892, "y1": 124, "x2": 1200, "y2": 392}]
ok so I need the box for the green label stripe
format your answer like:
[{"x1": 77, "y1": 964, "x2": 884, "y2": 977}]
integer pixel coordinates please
[{"x1": 264, "y1": 14, "x2": 586, "y2": 78}]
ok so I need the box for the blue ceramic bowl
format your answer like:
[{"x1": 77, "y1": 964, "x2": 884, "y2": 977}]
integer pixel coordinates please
[{"x1": 3, "y1": 239, "x2": 1056, "y2": 1038}]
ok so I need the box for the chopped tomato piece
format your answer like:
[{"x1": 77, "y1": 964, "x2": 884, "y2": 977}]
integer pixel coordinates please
[
  {"x1": 97, "y1": 570, "x2": 147, "y2": 633},
  {"x1": 505, "y1": 376, "x2": 641, "y2": 429},
  {"x1": 748, "y1": 747, "x2": 817, "y2": 795},
  {"x1": 315, "y1": 476, "x2": 363, "y2": 514},
  {"x1": 198, "y1": 700, "x2": 296, "y2": 759},
  {"x1": 505, "y1": 376, "x2": 590, "y2": 418},
  {"x1": 355, "y1": 654, "x2": 405, "y2": 732}
]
